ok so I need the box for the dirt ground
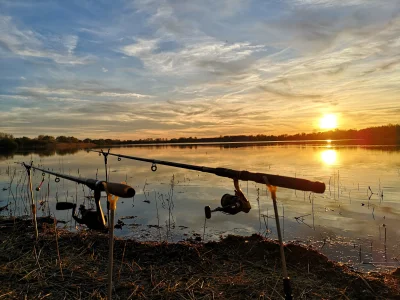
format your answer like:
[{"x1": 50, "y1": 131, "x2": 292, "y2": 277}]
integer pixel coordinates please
[{"x1": 0, "y1": 217, "x2": 399, "y2": 299}]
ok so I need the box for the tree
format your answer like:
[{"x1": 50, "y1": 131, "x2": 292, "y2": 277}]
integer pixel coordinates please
[
  {"x1": 38, "y1": 135, "x2": 56, "y2": 143},
  {"x1": 56, "y1": 136, "x2": 68, "y2": 143},
  {"x1": 0, "y1": 135, "x2": 18, "y2": 151},
  {"x1": 0, "y1": 132, "x2": 14, "y2": 139}
]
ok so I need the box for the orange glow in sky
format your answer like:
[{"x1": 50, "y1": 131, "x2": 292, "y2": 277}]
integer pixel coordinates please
[{"x1": 1, "y1": 1, "x2": 399, "y2": 139}]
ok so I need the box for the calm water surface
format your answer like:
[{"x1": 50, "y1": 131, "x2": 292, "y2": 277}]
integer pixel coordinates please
[{"x1": 1, "y1": 143, "x2": 399, "y2": 272}]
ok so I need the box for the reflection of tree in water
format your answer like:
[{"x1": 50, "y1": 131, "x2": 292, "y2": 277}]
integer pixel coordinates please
[
  {"x1": 38, "y1": 149, "x2": 56, "y2": 157},
  {"x1": 56, "y1": 148, "x2": 80, "y2": 156},
  {"x1": 0, "y1": 152, "x2": 14, "y2": 162},
  {"x1": 1, "y1": 148, "x2": 81, "y2": 158}
]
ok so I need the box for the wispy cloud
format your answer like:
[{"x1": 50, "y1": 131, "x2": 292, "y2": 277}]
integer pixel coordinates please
[
  {"x1": 290, "y1": 0, "x2": 381, "y2": 8},
  {"x1": 17, "y1": 87, "x2": 153, "y2": 100},
  {"x1": 121, "y1": 39, "x2": 159, "y2": 57},
  {"x1": 120, "y1": 37, "x2": 265, "y2": 75},
  {"x1": 0, "y1": 15, "x2": 92, "y2": 64},
  {"x1": 259, "y1": 85, "x2": 323, "y2": 99},
  {"x1": 64, "y1": 35, "x2": 78, "y2": 55}
]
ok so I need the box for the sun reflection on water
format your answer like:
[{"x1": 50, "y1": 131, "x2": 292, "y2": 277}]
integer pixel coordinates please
[{"x1": 321, "y1": 149, "x2": 337, "y2": 165}]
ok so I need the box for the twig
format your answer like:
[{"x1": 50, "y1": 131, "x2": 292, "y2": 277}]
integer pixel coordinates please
[
  {"x1": 118, "y1": 241, "x2": 127, "y2": 281},
  {"x1": 54, "y1": 219, "x2": 64, "y2": 280}
]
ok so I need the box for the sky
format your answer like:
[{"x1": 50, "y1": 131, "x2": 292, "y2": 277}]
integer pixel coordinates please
[{"x1": 0, "y1": 0, "x2": 399, "y2": 139}]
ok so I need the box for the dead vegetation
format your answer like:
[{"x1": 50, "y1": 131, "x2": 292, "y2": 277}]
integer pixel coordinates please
[{"x1": 0, "y1": 217, "x2": 399, "y2": 299}]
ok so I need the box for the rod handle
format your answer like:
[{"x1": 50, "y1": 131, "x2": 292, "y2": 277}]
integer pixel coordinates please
[
  {"x1": 103, "y1": 182, "x2": 135, "y2": 198},
  {"x1": 56, "y1": 202, "x2": 76, "y2": 210},
  {"x1": 255, "y1": 172, "x2": 326, "y2": 193},
  {"x1": 214, "y1": 168, "x2": 326, "y2": 194}
]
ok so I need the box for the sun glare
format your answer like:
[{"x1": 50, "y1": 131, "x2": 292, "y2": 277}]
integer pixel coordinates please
[
  {"x1": 321, "y1": 149, "x2": 337, "y2": 165},
  {"x1": 320, "y1": 114, "x2": 337, "y2": 130}
]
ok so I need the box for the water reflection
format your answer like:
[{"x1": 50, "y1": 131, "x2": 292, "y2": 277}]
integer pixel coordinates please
[
  {"x1": 321, "y1": 149, "x2": 337, "y2": 165},
  {"x1": 1, "y1": 144, "x2": 399, "y2": 272}
]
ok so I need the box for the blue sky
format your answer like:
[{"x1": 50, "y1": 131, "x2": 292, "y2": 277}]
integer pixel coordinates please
[{"x1": 0, "y1": 0, "x2": 399, "y2": 139}]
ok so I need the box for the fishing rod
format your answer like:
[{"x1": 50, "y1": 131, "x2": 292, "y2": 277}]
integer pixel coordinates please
[
  {"x1": 90, "y1": 149, "x2": 326, "y2": 300},
  {"x1": 19, "y1": 162, "x2": 135, "y2": 231},
  {"x1": 30, "y1": 164, "x2": 135, "y2": 198},
  {"x1": 20, "y1": 162, "x2": 135, "y2": 300},
  {"x1": 90, "y1": 149, "x2": 325, "y2": 216},
  {"x1": 90, "y1": 150, "x2": 325, "y2": 193}
]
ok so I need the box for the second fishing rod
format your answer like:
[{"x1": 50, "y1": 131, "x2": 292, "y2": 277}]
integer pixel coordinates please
[
  {"x1": 90, "y1": 149, "x2": 325, "y2": 219},
  {"x1": 90, "y1": 148, "x2": 326, "y2": 300},
  {"x1": 91, "y1": 149, "x2": 326, "y2": 193}
]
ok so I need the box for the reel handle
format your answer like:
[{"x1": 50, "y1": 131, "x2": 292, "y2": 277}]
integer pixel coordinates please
[{"x1": 204, "y1": 206, "x2": 223, "y2": 219}]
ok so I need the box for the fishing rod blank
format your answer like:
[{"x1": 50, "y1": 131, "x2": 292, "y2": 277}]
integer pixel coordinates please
[{"x1": 89, "y1": 150, "x2": 325, "y2": 194}]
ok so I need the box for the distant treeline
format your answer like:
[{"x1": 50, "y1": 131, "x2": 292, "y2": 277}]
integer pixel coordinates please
[
  {"x1": 0, "y1": 124, "x2": 399, "y2": 152},
  {"x1": 0, "y1": 134, "x2": 93, "y2": 152},
  {"x1": 128, "y1": 124, "x2": 400, "y2": 145}
]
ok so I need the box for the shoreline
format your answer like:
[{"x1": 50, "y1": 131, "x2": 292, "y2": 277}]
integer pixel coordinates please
[
  {"x1": 1, "y1": 140, "x2": 399, "y2": 157},
  {"x1": 0, "y1": 219, "x2": 399, "y2": 299}
]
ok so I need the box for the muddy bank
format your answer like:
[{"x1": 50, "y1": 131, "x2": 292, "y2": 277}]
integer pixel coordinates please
[{"x1": 0, "y1": 220, "x2": 399, "y2": 299}]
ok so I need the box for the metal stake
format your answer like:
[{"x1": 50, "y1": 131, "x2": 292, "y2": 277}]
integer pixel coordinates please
[
  {"x1": 263, "y1": 176, "x2": 292, "y2": 300},
  {"x1": 23, "y1": 162, "x2": 39, "y2": 240},
  {"x1": 104, "y1": 183, "x2": 119, "y2": 300},
  {"x1": 100, "y1": 149, "x2": 111, "y2": 224}
]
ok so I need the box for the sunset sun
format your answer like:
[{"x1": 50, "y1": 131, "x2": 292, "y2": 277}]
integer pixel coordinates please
[{"x1": 320, "y1": 114, "x2": 337, "y2": 130}]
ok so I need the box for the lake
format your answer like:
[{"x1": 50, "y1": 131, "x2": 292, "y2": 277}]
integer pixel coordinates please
[{"x1": 1, "y1": 142, "x2": 399, "y2": 272}]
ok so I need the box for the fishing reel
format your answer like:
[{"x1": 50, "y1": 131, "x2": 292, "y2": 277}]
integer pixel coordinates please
[
  {"x1": 204, "y1": 179, "x2": 251, "y2": 219},
  {"x1": 56, "y1": 199, "x2": 107, "y2": 231}
]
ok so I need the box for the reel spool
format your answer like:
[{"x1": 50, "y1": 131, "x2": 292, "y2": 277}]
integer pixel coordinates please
[
  {"x1": 56, "y1": 201, "x2": 107, "y2": 231},
  {"x1": 205, "y1": 179, "x2": 251, "y2": 219}
]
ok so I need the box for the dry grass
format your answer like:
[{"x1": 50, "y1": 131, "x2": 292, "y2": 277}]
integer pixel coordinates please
[{"x1": 0, "y1": 217, "x2": 399, "y2": 299}]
